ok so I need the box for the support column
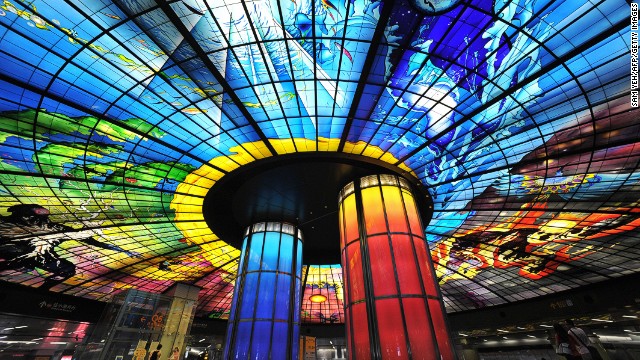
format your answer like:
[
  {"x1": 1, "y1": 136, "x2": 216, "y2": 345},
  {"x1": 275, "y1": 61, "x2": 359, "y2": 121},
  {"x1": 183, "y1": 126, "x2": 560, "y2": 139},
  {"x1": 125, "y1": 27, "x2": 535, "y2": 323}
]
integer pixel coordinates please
[
  {"x1": 224, "y1": 222, "x2": 303, "y2": 360},
  {"x1": 338, "y1": 174, "x2": 455, "y2": 360},
  {"x1": 159, "y1": 283, "x2": 200, "y2": 358}
]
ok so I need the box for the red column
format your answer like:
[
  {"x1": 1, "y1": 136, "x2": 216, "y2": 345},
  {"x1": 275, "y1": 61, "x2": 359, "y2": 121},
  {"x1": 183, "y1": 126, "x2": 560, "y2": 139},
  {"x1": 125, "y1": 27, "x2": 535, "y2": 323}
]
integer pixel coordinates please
[{"x1": 338, "y1": 175, "x2": 455, "y2": 360}]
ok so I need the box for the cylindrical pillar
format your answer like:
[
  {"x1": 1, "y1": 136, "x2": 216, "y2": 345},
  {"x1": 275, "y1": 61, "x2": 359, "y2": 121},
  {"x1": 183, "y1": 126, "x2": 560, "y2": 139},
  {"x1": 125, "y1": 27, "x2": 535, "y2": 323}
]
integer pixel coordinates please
[
  {"x1": 224, "y1": 222, "x2": 303, "y2": 360},
  {"x1": 338, "y1": 174, "x2": 455, "y2": 360}
]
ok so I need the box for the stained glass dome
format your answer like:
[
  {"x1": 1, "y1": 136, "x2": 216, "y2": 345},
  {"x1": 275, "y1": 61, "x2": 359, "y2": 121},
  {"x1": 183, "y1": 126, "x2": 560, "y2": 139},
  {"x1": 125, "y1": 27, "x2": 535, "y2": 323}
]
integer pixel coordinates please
[{"x1": 0, "y1": 0, "x2": 636, "y2": 322}]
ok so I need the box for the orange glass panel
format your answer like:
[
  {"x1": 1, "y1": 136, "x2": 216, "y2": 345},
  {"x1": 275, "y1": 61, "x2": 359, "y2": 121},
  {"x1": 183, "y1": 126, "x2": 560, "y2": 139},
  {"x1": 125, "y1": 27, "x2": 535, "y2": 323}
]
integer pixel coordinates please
[
  {"x1": 347, "y1": 242, "x2": 365, "y2": 303},
  {"x1": 343, "y1": 194, "x2": 360, "y2": 244},
  {"x1": 381, "y1": 186, "x2": 408, "y2": 233},
  {"x1": 402, "y1": 191, "x2": 423, "y2": 237},
  {"x1": 362, "y1": 187, "x2": 387, "y2": 235},
  {"x1": 341, "y1": 251, "x2": 350, "y2": 306},
  {"x1": 339, "y1": 203, "x2": 346, "y2": 249}
]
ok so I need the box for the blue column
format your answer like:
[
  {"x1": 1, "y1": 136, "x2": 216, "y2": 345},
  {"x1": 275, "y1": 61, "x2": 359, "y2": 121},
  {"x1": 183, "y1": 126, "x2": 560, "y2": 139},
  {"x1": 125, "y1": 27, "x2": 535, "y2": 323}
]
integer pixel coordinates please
[{"x1": 224, "y1": 222, "x2": 303, "y2": 360}]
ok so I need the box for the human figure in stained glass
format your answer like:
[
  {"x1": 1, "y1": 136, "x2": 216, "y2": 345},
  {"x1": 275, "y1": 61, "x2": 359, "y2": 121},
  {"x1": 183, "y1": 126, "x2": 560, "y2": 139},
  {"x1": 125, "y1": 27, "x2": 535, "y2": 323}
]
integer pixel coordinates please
[{"x1": 0, "y1": 204, "x2": 138, "y2": 289}]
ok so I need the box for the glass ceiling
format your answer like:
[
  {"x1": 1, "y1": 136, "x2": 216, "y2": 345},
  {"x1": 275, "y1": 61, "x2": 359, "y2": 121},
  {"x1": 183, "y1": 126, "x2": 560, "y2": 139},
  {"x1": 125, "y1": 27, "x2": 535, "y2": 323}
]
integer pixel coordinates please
[{"x1": 0, "y1": 0, "x2": 636, "y2": 321}]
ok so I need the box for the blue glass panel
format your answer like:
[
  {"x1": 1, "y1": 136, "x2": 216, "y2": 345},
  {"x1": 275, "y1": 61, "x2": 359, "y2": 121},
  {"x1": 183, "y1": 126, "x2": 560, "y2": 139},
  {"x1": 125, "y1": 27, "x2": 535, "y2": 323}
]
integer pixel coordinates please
[
  {"x1": 250, "y1": 321, "x2": 272, "y2": 360},
  {"x1": 255, "y1": 272, "x2": 276, "y2": 319},
  {"x1": 223, "y1": 322, "x2": 234, "y2": 358},
  {"x1": 274, "y1": 274, "x2": 292, "y2": 321},
  {"x1": 293, "y1": 276, "x2": 301, "y2": 324},
  {"x1": 247, "y1": 233, "x2": 266, "y2": 272},
  {"x1": 239, "y1": 273, "x2": 259, "y2": 319},
  {"x1": 232, "y1": 322, "x2": 252, "y2": 360},
  {"x1": 291, "y1": 325, "x2": 301, "y2": 360},
  {"x1": 271, "y1": 322, "x2": 289, "y2": 360},
  {"x1": 278, "y1": 234, "x2": 294, "y2": 272},
  {"x1": 296, "y1": 240, "x2": 303, "y2": 275},
  {"x1": 263, "y1": 232, "x2": 282, "y2": 271}
]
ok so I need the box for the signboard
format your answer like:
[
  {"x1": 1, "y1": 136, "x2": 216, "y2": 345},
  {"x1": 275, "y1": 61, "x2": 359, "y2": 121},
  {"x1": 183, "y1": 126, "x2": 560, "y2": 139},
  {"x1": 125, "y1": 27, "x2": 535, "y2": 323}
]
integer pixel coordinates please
[{"x1": 300, "y1": 336, "x2": 316, "y2": 360}]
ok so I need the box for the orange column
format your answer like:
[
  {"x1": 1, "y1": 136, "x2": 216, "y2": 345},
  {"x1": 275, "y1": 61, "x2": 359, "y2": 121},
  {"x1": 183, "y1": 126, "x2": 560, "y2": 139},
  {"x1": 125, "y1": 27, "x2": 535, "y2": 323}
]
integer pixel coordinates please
[{"x1": 338, "y1": 174, "x2": 455, "y2": 360}]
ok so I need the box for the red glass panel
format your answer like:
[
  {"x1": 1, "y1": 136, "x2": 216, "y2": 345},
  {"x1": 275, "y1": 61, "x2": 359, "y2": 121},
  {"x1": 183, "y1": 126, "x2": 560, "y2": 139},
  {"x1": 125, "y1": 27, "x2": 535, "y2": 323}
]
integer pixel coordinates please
[
  {"x1": 342, "y1": 195, "x2": 359, "y2": 244},
  {"x1": 403, "y1": 298, "x2": 436, "y2": 360},
  {"x1": 391, "y1": 234, "x2": 421, "y2": 295},
  {"x1": 347, "y1": 242, "x2": 365, "y2": 302},
  {"x1": 368, "y1": 235, "x2": 397, "y2": 297},
  {"x1": 428, "y1": 299, "x2": 455, "y2": 360},
  {"x1": 375, "y1": 299, "x2": 408, "y2": 360},
  {"x1": 413, "y1": 238, "x2": 439, "y2": 297},
  {"x1": 402, "y1": 191, "x2": 423, "y2": 236},
  {"x1": 352, "y1": 303, "x2": 371, "y2": 360},
  {"x1": 345, "y1": 311, "x2": 353, "y2": 359},
  {"x1": 362, "y1": 187, "x2": 387, "y2": 235},
  {"x1": 381, "y1": 186, "x2": 408, "y2": 233},
  {"x1": 341, "y1": 251, "x2": 349, "y2": 306}
]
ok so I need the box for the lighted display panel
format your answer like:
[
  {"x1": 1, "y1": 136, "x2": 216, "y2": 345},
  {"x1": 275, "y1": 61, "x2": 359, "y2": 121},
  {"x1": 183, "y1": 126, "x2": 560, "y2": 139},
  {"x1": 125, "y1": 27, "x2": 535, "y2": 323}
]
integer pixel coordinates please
[
  {"x1": 224, "y1": 222, "x2": 303, "y2": 360},
  {"x1": 301, "y1": 265, "x2": 345, "y2": 324},
  {"x1": 339, "y1": 174, "x2": 454, "y2": 359},
  {"x1": 0, "y1": 0, "x2": 636, "y2": 317}
]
